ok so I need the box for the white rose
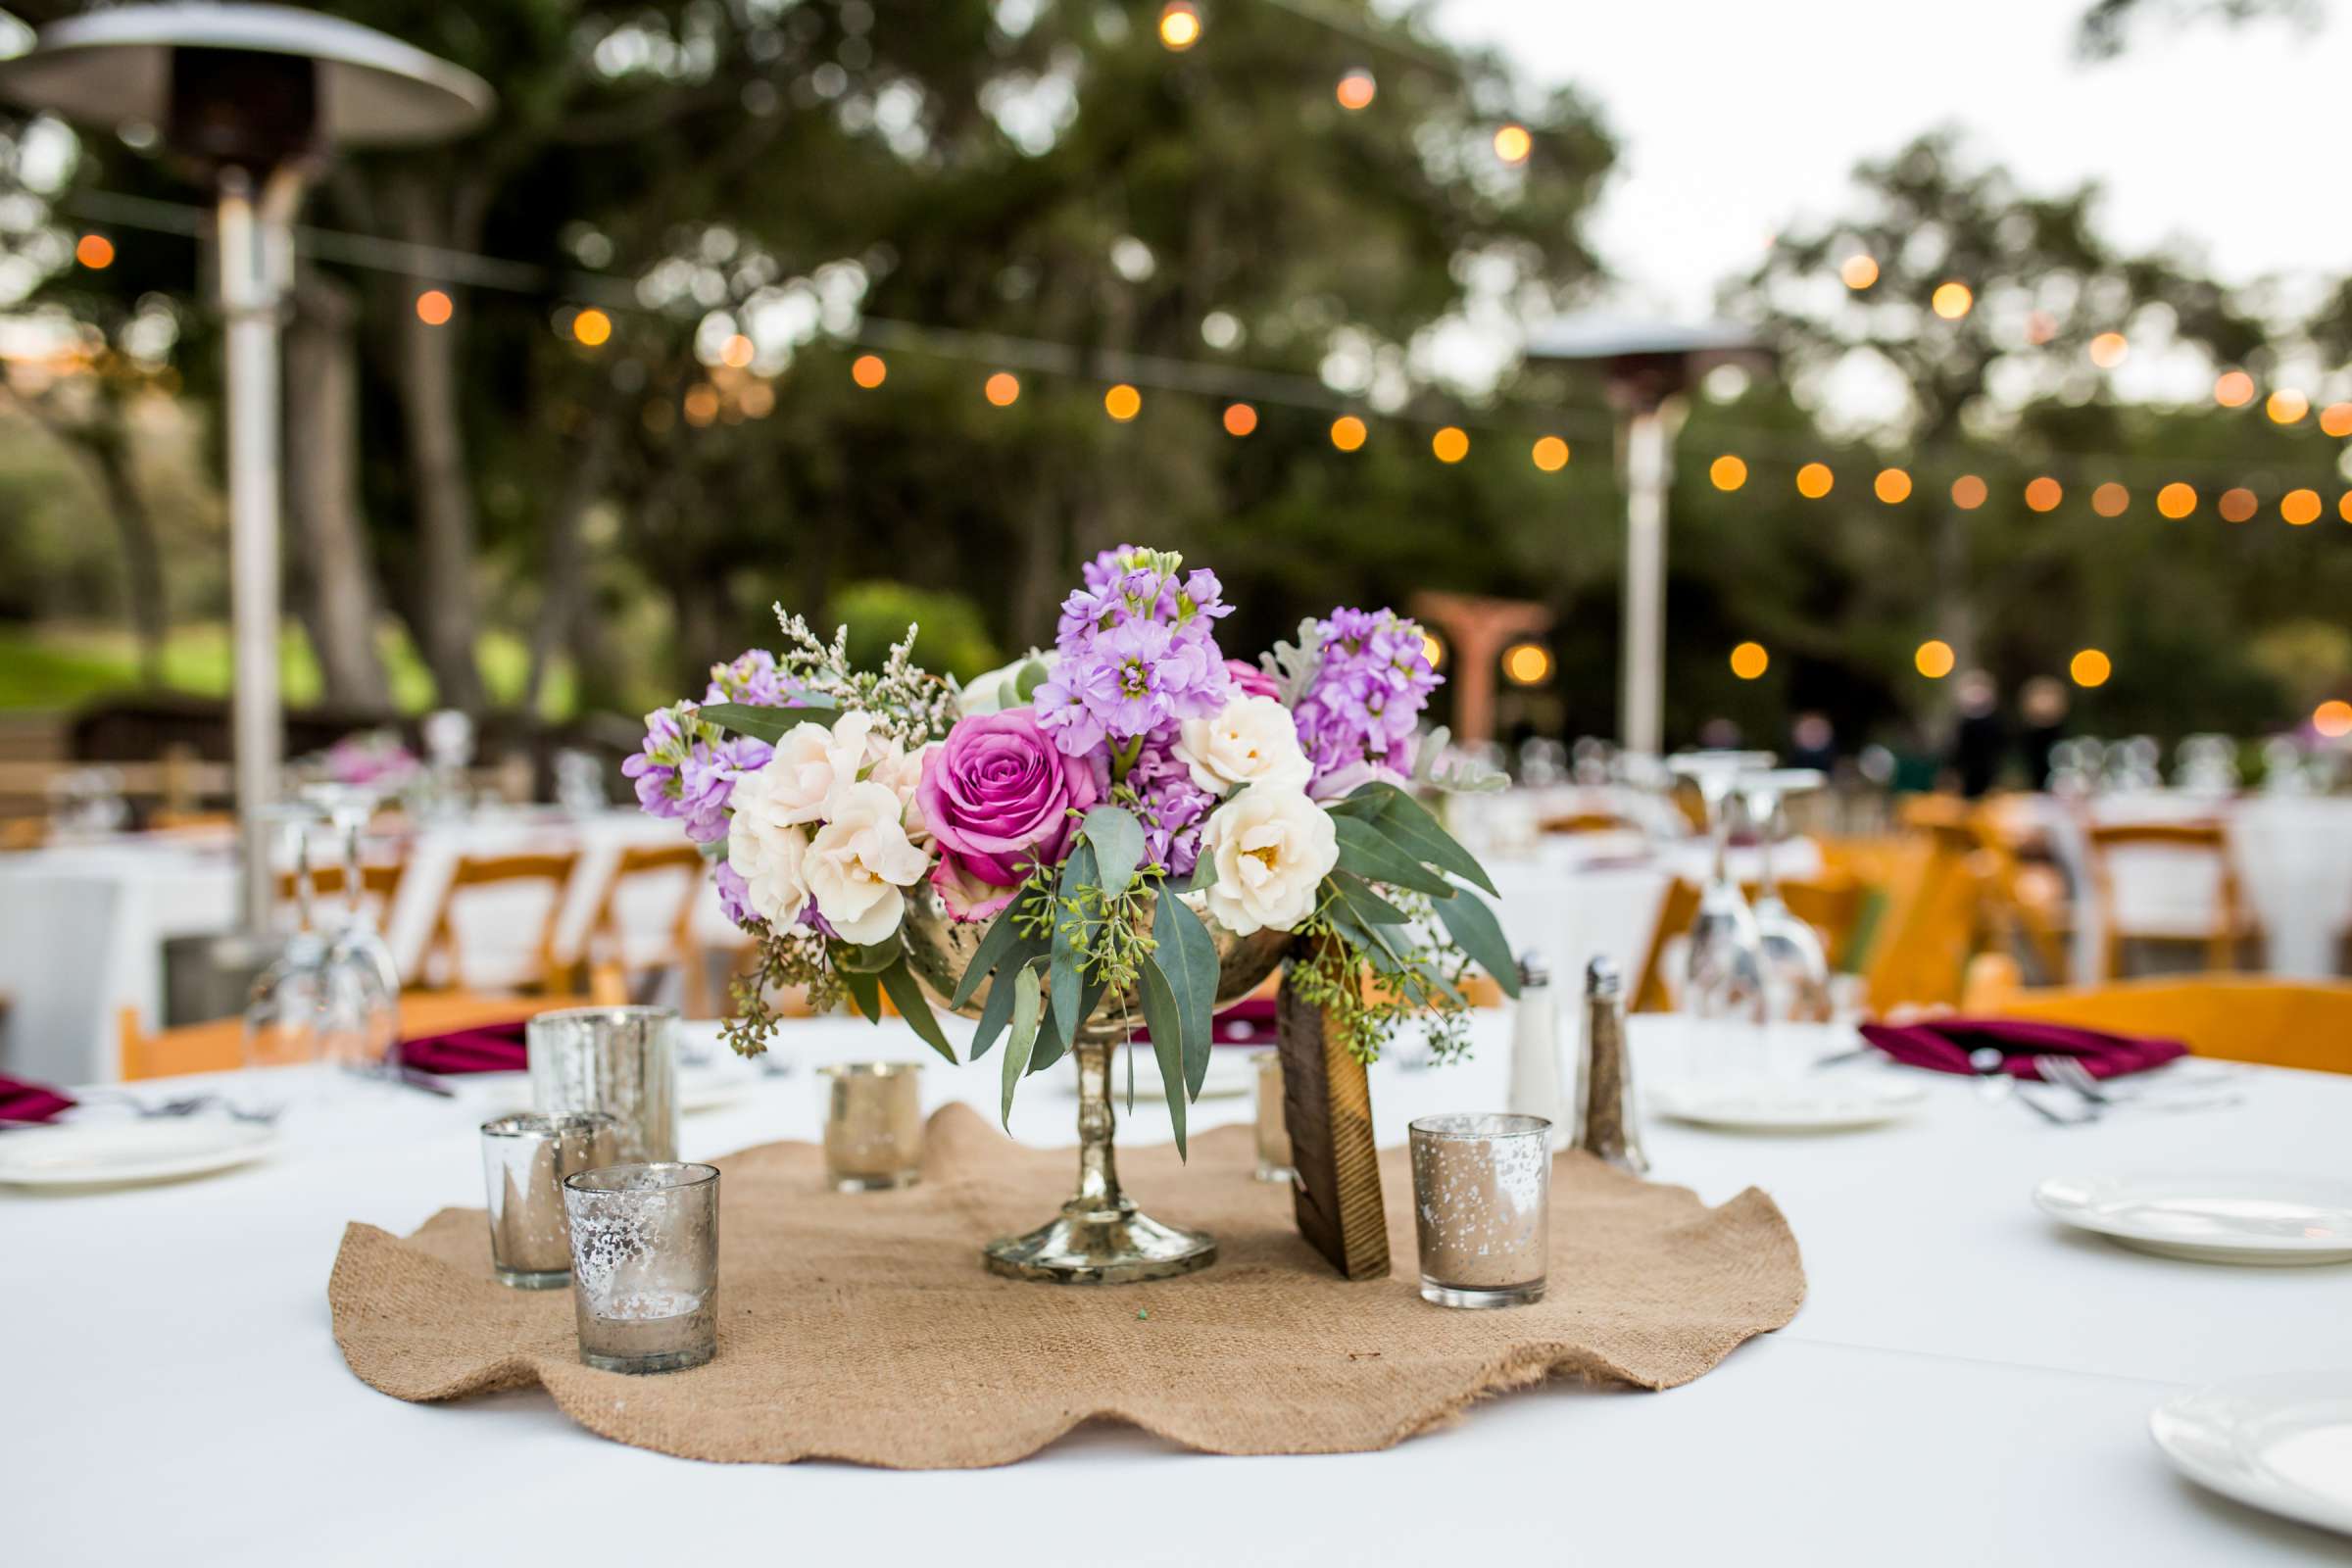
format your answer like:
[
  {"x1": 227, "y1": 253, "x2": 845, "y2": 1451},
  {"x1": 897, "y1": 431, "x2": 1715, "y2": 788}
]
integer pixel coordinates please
[
  {"x1": 1176, "y1": 695, "x2": 1312, "y2": 796},
  {"x1": 725, "y1": 770, "x2": 812, "y2": 928},
  {"x1": 806, "y1": 779, "x2": 934, "y2": 945},
  {"x1": 1200, "y1": 786, "x2": 1340, "y2": 936},
  {"x1": 756, "y1": 709, "x2": 877, "y2": 825},
  {"x1": 956, "y1": 651, "x2": 1054, "y2": 718},
  {"x1": 865, "y1": 739, "x2": 934, "y2": 843}
]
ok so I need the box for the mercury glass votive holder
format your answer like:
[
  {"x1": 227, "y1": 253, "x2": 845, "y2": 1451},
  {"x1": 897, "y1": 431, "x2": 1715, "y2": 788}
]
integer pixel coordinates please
[
  {"x1": 1408, "y1": 1112, "x2": 1552, "y2": 1309},
  {"x1": 527, "y1": 1005, "x2": 678, "y2": 1163},
  {"x1": 563, "y1": 1161, "x2": 720, "y2": 1374},
  {"x1": 479, "y1": 1111, "x2": 619, "y2": 1288},
  {"x1": 819, "y1": 1062, "x2": 923, "y2": 1192},
  {"x1": 1252, "y1": 1052, "x2": 1294, "y2": 1185}
]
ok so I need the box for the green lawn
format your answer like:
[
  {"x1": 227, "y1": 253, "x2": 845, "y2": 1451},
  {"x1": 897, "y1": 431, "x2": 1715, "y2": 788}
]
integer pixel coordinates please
[{"x1": 0, "y1": 622, "x2": 573, "y2": 716}]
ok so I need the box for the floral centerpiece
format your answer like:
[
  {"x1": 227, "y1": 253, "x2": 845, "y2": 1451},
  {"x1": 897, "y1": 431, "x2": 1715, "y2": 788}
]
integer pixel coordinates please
[{"x1": 626, "y1": 545, "x2": 1514, "y2": 1281}]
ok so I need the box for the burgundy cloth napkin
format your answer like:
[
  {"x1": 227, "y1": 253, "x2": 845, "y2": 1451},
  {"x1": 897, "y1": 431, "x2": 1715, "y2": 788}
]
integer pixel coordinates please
[
  {"x1": 1858, "y1": 1016, "x2": 2187, "y2": 1081},
  {"x1": 397, "y1": 1020, "x2": 530, "y2": 1075},
  {"x1": 1133, "y1": 996, "x2": 1280, "y2": 1050},
  {"x1": 0, "y1": 1073, "x2": 76, "y2": 1123}
]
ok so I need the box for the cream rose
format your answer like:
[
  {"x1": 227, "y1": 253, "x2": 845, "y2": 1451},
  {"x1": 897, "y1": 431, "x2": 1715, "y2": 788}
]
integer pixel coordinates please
[
  {"x1": 806, "y1": 779, "x2": 933, "y2": 945},
  {"x1": 1176, "y1": 695, "x2": 1312, "y2": 797},
  {"x1": 756, "y1": 709, "x2": 880, "y2": 825},
  {"x1": 724, "y1": 768, "x2": 813, "y2": 928},
  {"x1": 1199, "y1": 785, "x2": 1339, "y2": 936},
  {"x1": 865, "y1": 739, "x2": 935, "y2": 843}
]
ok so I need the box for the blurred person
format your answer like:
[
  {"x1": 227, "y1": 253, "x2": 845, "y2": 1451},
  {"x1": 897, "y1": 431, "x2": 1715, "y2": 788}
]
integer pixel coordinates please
[
  {"x1": 2018, "y1": 676, "x2": 2069, "y2": 791},
  {"x1": 1788, "y1": 710, "x2": 1837, "y2": 773},
  {"x1": 1948, "y1": 669, "x2": 2004, "y2": 799}
]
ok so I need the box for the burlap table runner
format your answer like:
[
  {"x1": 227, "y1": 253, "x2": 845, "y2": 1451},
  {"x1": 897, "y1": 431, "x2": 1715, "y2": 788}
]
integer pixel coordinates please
[{"x1": 329, "y1": 1103, "x2": 1804, "y2": 1468}]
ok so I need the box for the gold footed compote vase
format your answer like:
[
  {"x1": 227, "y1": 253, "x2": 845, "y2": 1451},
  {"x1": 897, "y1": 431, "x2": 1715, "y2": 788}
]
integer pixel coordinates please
[{"x1": 901, "y1": 886, "x2": 1292, "y2": 1285}]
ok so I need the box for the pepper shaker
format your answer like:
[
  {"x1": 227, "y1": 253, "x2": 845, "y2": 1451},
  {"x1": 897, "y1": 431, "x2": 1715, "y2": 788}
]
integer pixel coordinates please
[{"x1": 1572, "y1": 956, "x2": 1648, "y2": 1175}]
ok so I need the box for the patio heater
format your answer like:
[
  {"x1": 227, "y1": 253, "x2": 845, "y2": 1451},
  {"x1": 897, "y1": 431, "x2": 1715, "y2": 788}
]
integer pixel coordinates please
[
  {"x1": 0, "y1": 6, "x2": 491, "y2": 939},
  {"x1": 1522, "y1": 318, "x2": 1773, "y2": 757}
]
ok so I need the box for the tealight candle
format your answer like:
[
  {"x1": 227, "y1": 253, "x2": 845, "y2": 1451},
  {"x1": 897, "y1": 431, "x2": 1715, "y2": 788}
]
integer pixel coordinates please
[
  {"x1": 819, "y1": 1062, "x2": 924, "y2": 1191},
  {"x1": 1408, "y1": 1112, "x2": 1551, "y2": 1308},
  {"x1": 1252, "y1": 1052, "x2": 1293, "y2": 1185}
]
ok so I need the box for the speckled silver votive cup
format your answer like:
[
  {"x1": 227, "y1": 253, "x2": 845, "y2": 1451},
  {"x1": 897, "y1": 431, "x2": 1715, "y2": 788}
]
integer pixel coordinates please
[
  {"x1": 819, "y1": 1062, "x2": 923, "y2": 1192},
  {"x1": 563, "y1": 1161, "x2": 720, "y2": 1374},
  {"x1": 527, "y1": 1005, "x2": 677, "y2": 1164},
  {"x1": 1409, "y1": 1112, "x2": 1551, "y2": 1309},
  {"x1": 480, "y1": 1110, "x2": 618, "y2": 1288},
  {"x1": 1252, "y1": 1052, "x2": 1294, "y2": 1185}
]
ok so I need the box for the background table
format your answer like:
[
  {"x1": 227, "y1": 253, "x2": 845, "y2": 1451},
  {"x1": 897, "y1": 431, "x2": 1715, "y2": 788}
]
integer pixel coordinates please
[{"x1": 5, "y1": 1010, "x2": 2343, "y2": 1564}]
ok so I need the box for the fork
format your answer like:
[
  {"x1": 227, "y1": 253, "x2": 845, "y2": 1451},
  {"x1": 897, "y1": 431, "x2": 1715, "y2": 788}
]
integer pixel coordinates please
[{"x1": 2038, "y1": 1053, "x2": 2242, "y2": 1117}]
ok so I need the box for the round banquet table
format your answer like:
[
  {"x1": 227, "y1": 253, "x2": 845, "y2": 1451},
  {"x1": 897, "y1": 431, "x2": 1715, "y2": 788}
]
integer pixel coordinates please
[{"x1": 5, "y1": 1011, "x2": 2345, "y2": 1566}]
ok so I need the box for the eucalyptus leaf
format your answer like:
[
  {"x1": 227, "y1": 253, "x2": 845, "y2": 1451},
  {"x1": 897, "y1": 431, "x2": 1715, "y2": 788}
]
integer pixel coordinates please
[
  {"x1": 1326, "y1": 867, "x2": 1412, "y2": 924},
  {"x1": 1325, "y1": 904, "x2": 1409, "y2": 972},
  {"x1": 1048, "y1": 841, "x2": 1099, "y2": 1051},
  {"x1": 1434, "y1": 886, "x2": 1522, "y2": 998},
  {"x1": 1012, "y1": 659, "x2": 1049, "y2": 704},
  {"x1": 839, "y1": 964, "x2": 882, "y2": 1024},
  {"x1": 1002, "y1": 958, "x2": 1046, "y2": 1127},
  {"x1": 1331, "y1": 814, "x2": 1457, "y2": 899},
  {"x1": 837, "y1": 939, "x2": 904, "y2": 974},
  {"x1": 696, "y1": 699, "x2": 837, "y2": 744},
  {"x1": 1348, "y1": 782, "x2": 1497, "y2": 896},
  {"x1": 1081, "y1": 806, "x2": 1146, "y2": 898},
  {"x1": 1138, "y1": 956, "x2": 1189, "y2": 1159},
  {"x1": 876, "y1": 955, "x2": 958, "y2": 1063},
  {"x1": 1152, "y1": 894, "x2": 1219, "y2": 1098}
]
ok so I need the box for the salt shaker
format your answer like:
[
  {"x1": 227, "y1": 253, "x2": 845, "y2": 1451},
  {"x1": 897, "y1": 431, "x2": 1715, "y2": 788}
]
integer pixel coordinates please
[
  {"x1": 1572, "y1": 956, "x2": 1648, "y2": 1175},
  {"x1": 1504, "y1": 952, "x2": 1566, "y2": 1151}
]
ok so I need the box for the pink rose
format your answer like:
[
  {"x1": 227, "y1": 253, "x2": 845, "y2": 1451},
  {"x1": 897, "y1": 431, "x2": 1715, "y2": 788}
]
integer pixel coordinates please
[
  {"x1": 1225, "y1": 658, "x2": 1280, "y2": 701},
  {"x1": 917, "y1": 710, "x2": 1100, "y2": 920}
]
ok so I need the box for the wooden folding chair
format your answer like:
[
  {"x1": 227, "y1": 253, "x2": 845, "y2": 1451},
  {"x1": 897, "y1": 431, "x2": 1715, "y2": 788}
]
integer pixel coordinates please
[
  {"x1": 579, "y1": 841, "x2": 714, "y2": 1014},
  {"x1": 1630, "y1": 874, "x2": 1869, "y2": 1014},
  {"x1": 1538, "y1": 810, "x2": 1643, "y2": 837},
  {"x1": 1957, "y1": 961, "x2": 2352, "y2": 1075},
  {"x1": 2084, "y1": 820, "x2": 2256, "y2": 980},
  {"x1": 416, "y1": 850, "x2": 582, "y2": 995}
]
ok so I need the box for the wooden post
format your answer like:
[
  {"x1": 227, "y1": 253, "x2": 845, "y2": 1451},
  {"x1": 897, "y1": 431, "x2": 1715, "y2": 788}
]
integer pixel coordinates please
[{"x1": 1275, "y1": 949, "x2": 1390, "y2": 1280}]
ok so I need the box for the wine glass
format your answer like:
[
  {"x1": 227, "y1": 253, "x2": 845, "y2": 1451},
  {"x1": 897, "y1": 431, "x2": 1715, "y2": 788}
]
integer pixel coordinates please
[
  {"x1": 301, "y1": 784, "x2": 403, "y2": 1073},
  {"x1": 244, "y1": 804, "x2": 331, "y2": 1073},
  {"x1": 1737, "y1": 767, "x2": 1831, "y2": 1024},
  {"x1": 1666, "y1": 751, "x2": 1775, "y2": 1026}
]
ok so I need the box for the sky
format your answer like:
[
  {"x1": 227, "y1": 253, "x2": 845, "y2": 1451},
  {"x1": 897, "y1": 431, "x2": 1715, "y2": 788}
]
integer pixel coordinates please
[{"x1": 1427, "y1": 0, "x2": 2350, "y2": 321}]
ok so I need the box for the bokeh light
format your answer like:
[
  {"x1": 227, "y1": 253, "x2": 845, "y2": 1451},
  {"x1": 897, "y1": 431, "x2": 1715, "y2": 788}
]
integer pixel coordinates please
[
  {"x1": 2157, "y1": 482, "x2": 2197, "y2": 518},
  {"x1": 682, "y1": 383, "x2": 719, "y2": 426},
  {"x1": 2088, "y1": 332, "x2": 2128, "y2": 368},
  {"x1": 1336, "y1": 70, "x2": 1375, "y2": 111},
  {"x1": 1158, "y1": 2, "x2": 1200, "y2": 51},
  {"x1": 1795, "y1": 462, "x2": 1834, "y2": 498},
  {"x1": 984, "y1": 371, "x2": 1020, "y2": 406},
  {"x1": 1493, "y1": 123, "x2": 1533, "y2": 165},
  {"x1": 2070, "y1": 648, "x2": 2112, "y2": 688},
  {"x1": 74, "y1": 233, "x2": 114, "y2": 270},
  {"x1": 2219, "y1": 486, "x2": 2258, "y2": 522},
  {"x1": 1730, "y1": 641, "x2": 1770, "y2": 680},
  {"x1": 1931, "y1": 281, "x2": 1973, "y2": 319},
  {"x1": 2267, "y1": 389, "x2": 2310, "y2": 425},
  {"x1": 852, "y1": 353, "x2": 887, "y2": 388},
  {"x1": 1839, "y1": 255, "x2": 1879, "y2": 290},
  {"x1": 2282, "y1": 487, "x2": 2322, "y2": 525},
  {"x1": 571, "y1": 309, "x2": 612, "y2": 347},
  {"x1": 2025, "y1": 476, "x2": 2063, "y2": 513},
  {"x1": 1710, "y1": 454, "x2": 1747, "y2": 490},
  {"x1": 2214, "y1": 369, "x2": 2255, "y2": 408},
  {"x1": 1432, "y1": 425, "x2": 1469, "y2": 463},
  {"x1": 1531, "y1": 435, "x2": 1569, "y2": 471},
  {"x1": 719, "y1": 333, "x2": 755, "y2": 369},
  {"x1": 1951, "y1": 474, "x2": 1987, "y2": 509},
  {"x1": 1223, "y1": 402, "x2": 1258, "y2": 436},
  {"x1": 415, "y1": 289, "x2": 452, "y2": 325},
  {"x1": 1103, "y1": 382, "x2": 1142, "y2": 421},
  {"x1": 1874, "y1": 466, "x2": 1912, "y2": 504},
  {"x1": 2322, "y1": 402, "x2": 2352, "y2": 438},
  {"x1": 1501, "y1": 641, "x2": 1552, "y2": 686},
  {"x1": 2091, "y1": 482, "x2": 2129, "y2": 517},
  {"x1": 1420, "y1": 630, "x2": 1446, "y2": 669},
  {"x1": 1330, "y1": 415, "x2": 1367, "y2": 451},
  {"x1": 2316, "y1": 700, "x2": 2352, "y2": 739},
  {"x1": 1915, "y1": 639, "x2": 1956, "y2": 679}
]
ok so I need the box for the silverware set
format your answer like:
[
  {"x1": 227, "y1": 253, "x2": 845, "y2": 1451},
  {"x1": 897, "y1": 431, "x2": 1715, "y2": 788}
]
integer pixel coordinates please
[{"x1": 0, "y1": 1091, "x2": 284, "y2": 1132}]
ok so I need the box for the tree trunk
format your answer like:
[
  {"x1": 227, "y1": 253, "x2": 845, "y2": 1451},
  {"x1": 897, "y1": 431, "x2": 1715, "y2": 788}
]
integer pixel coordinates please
[
  {"x1": 284, "y1": 269, "x2": 393, "y2": 712},
  {"x1": 82, "y1": 410, "x2": 168, "y2": 687},
  {"x1": 387, "y1": 178, "x2": 486, "y2": 710},
  {"x1": 523, "y1": 430, "x2": 615, "y2": 716}
]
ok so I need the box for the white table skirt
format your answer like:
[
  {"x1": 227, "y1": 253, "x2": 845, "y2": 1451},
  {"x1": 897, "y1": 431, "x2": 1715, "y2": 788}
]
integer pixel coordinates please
[{"x1": 6, "y1": 1011, "x2": 2343, "y2": 1564}]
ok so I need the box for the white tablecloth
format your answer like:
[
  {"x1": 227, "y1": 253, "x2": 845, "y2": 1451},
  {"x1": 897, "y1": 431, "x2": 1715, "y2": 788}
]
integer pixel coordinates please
[
  {"x1": 2016, "y1": 793, "x2": 2352, "y2": 980},
  {"x1": 8, "y1": 1011, "x2": 2342, "y2": 1564},
  {"x1": 0, "y1": 809, "x2": 742, "y2": 1085}
]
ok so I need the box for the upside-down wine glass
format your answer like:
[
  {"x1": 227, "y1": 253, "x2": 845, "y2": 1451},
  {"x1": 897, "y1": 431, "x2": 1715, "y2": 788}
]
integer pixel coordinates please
[
  {"x1": 243, "y1": 802, "x2": 331, "y2": 1074},
  {"x1": 312, "y1": 784, "x2": 402, "y2": 1074},
  {"x1": 1666, "y1": 751, "x2": 1775, "y2": 1029},
  {"x1": 1736, "y1": 767, "x2": 1831, "y2": 1026}
]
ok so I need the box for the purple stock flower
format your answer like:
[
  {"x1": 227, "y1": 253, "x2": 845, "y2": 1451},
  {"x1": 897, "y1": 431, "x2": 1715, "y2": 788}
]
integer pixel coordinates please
[
  {"x1": 712, "y1": 861, "x2": 756, "y2": 926},
  {"x1": 1037, "y1": 545, "x2": 1231, "y2": 760},
  {"x1": 621, "y1": 704, "x2": 772, "y2": 845},
  {"x1": 1291, "y1": 606, "x2": 1441, "y2": 797},
  {"x1": 1121, "y1": 724, "x2": 1216, "y2": 879},
  {"x1": 704, "y1": 647, "x2": 793, "y2": 707}
]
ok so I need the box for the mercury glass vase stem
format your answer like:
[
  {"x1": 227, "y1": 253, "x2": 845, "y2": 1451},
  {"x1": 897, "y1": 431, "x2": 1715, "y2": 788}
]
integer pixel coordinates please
[{"x1": 1072, "y1": 1037, "x2": 1120, "y2": 1209}]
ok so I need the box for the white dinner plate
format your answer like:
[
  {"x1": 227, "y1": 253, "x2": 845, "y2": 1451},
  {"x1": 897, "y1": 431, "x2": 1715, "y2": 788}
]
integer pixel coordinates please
[
  {"x1": 1060, "y1": 1046, "x2": 1259, "y2": 1102},
  {"x1": 0, "y1": 1116, "x2": 278, "y2": 1191},
  {"x1": 1644, "y1": 1076, "x2": 1926, "y2": 1132},
  {"x1": 2152, "y1": 1372, "x2": 2352, "y2": 1537},
  {"x1": 2034, "y1": 1172, "x2": 2352, "y2": 1265}
]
